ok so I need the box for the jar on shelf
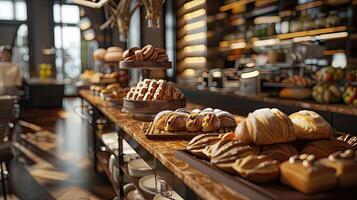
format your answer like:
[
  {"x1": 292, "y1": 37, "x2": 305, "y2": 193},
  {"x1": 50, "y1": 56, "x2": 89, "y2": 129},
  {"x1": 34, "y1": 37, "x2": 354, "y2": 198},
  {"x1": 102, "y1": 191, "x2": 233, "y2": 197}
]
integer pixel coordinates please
[
  {"x1": 326, "y1": 11, "x2": 340, "y2": 27},
  {"x1": 315, "y1": 12, "x2": 327, "y2": 29}
]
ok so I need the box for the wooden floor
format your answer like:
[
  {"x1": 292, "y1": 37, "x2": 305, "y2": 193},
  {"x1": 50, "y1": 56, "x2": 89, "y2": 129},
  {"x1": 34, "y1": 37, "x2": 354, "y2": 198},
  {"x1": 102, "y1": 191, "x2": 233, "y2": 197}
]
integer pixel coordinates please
[{"x1": 6, "y1": 98, "x2": 115, "y2": 200}]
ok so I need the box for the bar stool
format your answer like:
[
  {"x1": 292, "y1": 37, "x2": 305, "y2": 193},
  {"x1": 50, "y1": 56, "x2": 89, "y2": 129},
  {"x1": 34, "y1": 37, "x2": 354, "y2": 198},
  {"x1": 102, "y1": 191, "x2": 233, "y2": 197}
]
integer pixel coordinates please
[{"x1": 0, "y1": 95, "x2": 17, "y2": 200}]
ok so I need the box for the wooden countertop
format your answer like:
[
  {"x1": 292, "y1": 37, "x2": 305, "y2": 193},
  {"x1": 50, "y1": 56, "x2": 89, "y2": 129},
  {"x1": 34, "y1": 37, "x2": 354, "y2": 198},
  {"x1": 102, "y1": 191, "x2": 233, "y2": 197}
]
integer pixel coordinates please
[
  {"x1": 178, "y1": 85, "x2": 357, "y2": 116},
  {"x1": 79, "y1": 90, "x2": 246, "y2": 200}
]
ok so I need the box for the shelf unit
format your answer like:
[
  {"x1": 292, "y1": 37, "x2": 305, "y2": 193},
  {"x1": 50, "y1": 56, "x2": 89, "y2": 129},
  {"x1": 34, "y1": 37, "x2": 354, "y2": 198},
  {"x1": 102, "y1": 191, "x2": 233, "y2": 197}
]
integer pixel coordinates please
[{"x1": 175, "y1": 0, "x2": 357, "y2": 71}]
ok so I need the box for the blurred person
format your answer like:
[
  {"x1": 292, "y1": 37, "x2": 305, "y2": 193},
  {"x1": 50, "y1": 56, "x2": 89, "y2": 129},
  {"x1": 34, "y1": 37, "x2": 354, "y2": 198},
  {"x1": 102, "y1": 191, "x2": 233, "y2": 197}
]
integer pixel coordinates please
[{"x1": 0, "y1": 46, "x2": 22, "y2": 88}]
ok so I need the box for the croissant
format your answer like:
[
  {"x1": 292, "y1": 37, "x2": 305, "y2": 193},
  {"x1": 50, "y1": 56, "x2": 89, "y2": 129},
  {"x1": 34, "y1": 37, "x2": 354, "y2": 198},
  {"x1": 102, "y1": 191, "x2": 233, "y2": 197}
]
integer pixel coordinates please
[
  {"x1": 210, "y1": 140, "x2": 256, "y2": 173},
  {"x1": 289, "y1": 110, "x2": 332, "y2": 140},
  {"x1": 186, "y1": 134, "x2": 220, "y2": 159},
  {"x1": 234, "y1": 108, "x2": 296, "y2": 145},
  {"x1": 233, "y1": 155, "x2": 280, "y2": 183}
]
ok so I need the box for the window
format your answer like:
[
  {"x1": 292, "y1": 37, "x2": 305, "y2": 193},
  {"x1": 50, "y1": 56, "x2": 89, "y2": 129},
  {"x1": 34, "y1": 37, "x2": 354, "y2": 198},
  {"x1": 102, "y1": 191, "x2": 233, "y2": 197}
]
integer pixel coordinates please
[
  {"x1": 53, "y1": 3, "x2": 81, "y2": 79},
  {"x1": 0, "y1": 0, "x2": 27, "y2": 21}
]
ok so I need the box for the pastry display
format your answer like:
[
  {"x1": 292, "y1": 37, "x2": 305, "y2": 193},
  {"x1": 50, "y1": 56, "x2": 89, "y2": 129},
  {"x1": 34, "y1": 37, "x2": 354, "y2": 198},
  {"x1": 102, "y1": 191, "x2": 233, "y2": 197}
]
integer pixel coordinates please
[
  {"x1": 282, "y1": 75, "x2": 313, "y2": 87},
  {"x1": 232, "y1": 108, "x2": 296, "y2": 145},
  {"x1": 99, "y1": 83, "x2": 129, "y2": 100},
  {"x1": 337, "y1": 134, "x2": 357, "y2": 150},
  {"x1": 80, "y1": 70, "x2": 95, "y2": 80},
  {"x1": 90, "y1": 72, "x2": 119, "y2": 84},
  {"x1": 123, "y1": 45, "x2": 168, "y2": 62},
  {"x1": 280, "y1": 154, "x2": 337, "y2": 194},
  {"x1": 289, "y1": 110, "x2": 332, "y2": 140},
  {"x1": 320, "y1": 150, "x2": 357, "y2": 188},
  {"x1": 261, "y1": 144, "x2": 298, "y2": 162},
  {"x1": 153, "y1": 108, "x2": 235, "y2": 133},
  {"x1": 209, "y1": 140, "x2": 256, "y2": 173},
  {"x1": 300, "y1": 140, "x2": 335, "y2": 159},
  {"x1": 125, "y1": 79, "x2": 184, "y2": 101},
  {"x1": 186, "y1": 134, "x2": 220, "y2": 159},
  {"x1": 233, "y1": 155, "x2": 280, "y2": 182},
  {"x1": 312, "y1": 83, "x2": 341, "y2": 103}
]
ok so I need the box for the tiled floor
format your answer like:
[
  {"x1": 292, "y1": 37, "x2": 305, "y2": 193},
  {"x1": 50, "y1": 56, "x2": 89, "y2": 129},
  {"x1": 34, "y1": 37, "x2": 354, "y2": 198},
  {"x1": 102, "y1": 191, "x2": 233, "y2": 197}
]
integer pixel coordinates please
[{"x1": 7, "y1": 98, "x2": 115, "y2": 200}]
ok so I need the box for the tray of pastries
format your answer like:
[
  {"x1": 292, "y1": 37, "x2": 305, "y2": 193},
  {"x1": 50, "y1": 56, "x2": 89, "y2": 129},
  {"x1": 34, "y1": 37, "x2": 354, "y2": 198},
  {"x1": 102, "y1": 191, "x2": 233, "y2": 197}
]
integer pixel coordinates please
[
  {"x1": 123, "y1": 79, "x2": 186, "y2": 121},
  {"x1": 144, "y1": 108, "x2": 238, "y2": 140},
  {"x1": 175, "y1": 108, "x2": 357, "y2": 199},
  {"x1": 90, "y1": 83, "x2": 129, "y2": 106},
  {"x1": 120, "y1": 45, "x2": 172, "y2": 69}
]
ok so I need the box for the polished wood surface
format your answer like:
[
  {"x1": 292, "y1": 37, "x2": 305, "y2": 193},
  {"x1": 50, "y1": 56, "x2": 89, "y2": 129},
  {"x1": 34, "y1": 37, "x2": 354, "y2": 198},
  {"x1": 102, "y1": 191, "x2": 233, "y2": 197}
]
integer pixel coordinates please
[
  {"x1": 80, "y1": 90, "x2": 247, "y2": 200},
  {"x1": 10, "y1": 98, "x2": 115, "y2": 200}
]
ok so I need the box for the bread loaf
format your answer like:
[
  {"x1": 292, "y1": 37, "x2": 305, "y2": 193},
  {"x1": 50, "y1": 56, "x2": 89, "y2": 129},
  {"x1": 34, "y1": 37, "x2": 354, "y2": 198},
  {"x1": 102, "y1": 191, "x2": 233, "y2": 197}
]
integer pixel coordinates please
[
  {"x1": 280, "y1": 154, "x2": 337, "y2": 194},
  {"x1": 233, "y1": 108, "x2": 296, "y2": 145},
  {"x1": 289, "y1": 110, "x2": 332, "y2": 140}
]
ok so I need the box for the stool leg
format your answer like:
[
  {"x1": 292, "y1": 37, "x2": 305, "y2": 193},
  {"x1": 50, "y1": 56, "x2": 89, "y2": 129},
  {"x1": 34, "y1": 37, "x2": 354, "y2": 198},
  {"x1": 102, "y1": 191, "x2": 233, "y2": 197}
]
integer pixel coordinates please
[{"x1": 0, "y1": 162, "x2": 7, "y2": 200}]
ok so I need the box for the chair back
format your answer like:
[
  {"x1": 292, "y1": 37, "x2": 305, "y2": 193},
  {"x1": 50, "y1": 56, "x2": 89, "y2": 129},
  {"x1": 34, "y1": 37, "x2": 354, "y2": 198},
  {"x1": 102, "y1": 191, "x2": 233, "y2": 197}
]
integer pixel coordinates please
[{"x1": 0, "y1": 95, "x2": 17, "y2": 142}]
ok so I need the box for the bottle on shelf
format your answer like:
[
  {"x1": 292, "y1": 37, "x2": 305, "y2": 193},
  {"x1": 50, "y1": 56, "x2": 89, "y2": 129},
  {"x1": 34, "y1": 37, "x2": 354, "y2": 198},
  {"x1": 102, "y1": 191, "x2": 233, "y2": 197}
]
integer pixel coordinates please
[{"x1": 326, "y1": 11, "x2": 340, "y2": 28}]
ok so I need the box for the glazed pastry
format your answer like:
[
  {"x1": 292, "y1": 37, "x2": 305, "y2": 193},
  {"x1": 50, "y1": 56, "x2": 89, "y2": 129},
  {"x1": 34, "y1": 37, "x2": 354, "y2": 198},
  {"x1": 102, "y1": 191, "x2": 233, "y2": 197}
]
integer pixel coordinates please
[
  {"x1": 210, "y1": 140, "x2": 256, "y2": 173},
  {"x1": 175, "y1": 108, "x2": 191, "y2": 114},
  {"x1": 142, "y1": 44, "x2": 154, "y2": 60},
  {"x1": 153, "y1": 110, "x2": 173, "y2": 130},
  {"x1": 213, "y1": 109, "x2": 223, "y2": 114},
  {"x1": 329, "y1": 139, "x2": 351, "y2": 152},
  {"x1": 216, "y1": 111, "x2": 236, "y2": 128},
  {"x1": 164, "y1": 113, "x2": 188, "y2": 132},
  {"x1": 186, "y1": 134, "x2": 220, "y2": 159},
  {"x1": 338, "y1": 134, "x2": 357, "y2": 150},
  {"x1": 233, "y1": 108, "x2": 296, "y2": 145},
  {"x1": 186, "y1": 113, "x2": 204, "y2": 132},
  {"x1": 301, "y1": 140, "x2": 335, "y2": 159},
  {"x1": 320, "y1": 150, "x2": 357, "y2": 188},
  {"x1": 134, "y1": 50, "x2": 144, "y2": 61},
  {"x1": 280, "y1": 154, "x2": 337, "y2": 194},
  {"x1": 233, "y1": 155, "x2": 280, "y2": 182},
  {"x1": 261, "y1": 144, "x2": 298, "y2": 162},
  {"x1": 191, "y1": 109, "x2": 201, "y2": 114},
  {"x1": 289, "y1": 110, "x2": 332, "y2": 140},
  {"x1": 202, "y1": 113, "x2": 221, "y2": 132},
  {"x1": 201, "y1": 108, "x2": 214, "y2": 114}
]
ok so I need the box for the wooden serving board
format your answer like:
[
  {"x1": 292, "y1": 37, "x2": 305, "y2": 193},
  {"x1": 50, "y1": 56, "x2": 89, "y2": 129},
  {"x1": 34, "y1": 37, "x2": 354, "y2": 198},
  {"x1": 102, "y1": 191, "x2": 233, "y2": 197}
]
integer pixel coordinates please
[
  {"x1": 175, "y1": 150, "x2": 357, "y2": 200},
  {"x1": 119, "y1": 61, "x2": 172, "y2": 69},
  {"x1": 143, "y1": 122, "x2": 234, "y2": 140}
]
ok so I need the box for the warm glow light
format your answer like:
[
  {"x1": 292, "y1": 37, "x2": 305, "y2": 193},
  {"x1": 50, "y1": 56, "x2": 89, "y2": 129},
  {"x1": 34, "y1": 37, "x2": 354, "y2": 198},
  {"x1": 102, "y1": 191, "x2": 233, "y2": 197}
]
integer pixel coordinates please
[
  {"x1": 316, "y1": 32, "x2": 348, "y2": 40},
  {"x1": 184, "y1": 32, "x2": 206, "y2": 42},
  {"x1": 292, "y1": 36, "x2": 314, "y2": 43},
  {"x1": 241, "y1": 70, "x2": 259, "y2": 79},
  {"x1": 183, "y1": 0, "x2": 205, "y2": 10},
  {"x1": 184, "y1": 20, "x2": 206, "y2": 31},
  {"x1": 182, "y1": 68, "x2": 196, "y2": 76},
  {"x1": 253, "y1": 39, "x2": 279, "y2": 47},
  {"x1": 184, "y1": 57, "x2": 207, "y2": 64},
  {"x1": 230, "y1": 42, "x2": 246, "y2": 49},
  {"x1": 184, "y1": 44, "x2": 207, "y2": 53},
  {"x1": 184, "y1": 9, "x2": 206, "y2": 20},
  {"x1": 254, "y1": 16, "x2": 280, "y2": 25},
  {"x1": 212, "y1": 71, "x2": 222, "y2": 77}
]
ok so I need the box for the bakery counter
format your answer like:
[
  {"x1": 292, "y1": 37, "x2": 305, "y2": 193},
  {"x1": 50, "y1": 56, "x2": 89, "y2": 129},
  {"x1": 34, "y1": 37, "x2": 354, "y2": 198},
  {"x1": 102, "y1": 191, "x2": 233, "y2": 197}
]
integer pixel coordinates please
[
  {"x1": 178, "y1": 85, "x2": 357, "y2": 134},
  {"x1": 79, "y1": 90, "x2": 246, "y2": 200}
]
